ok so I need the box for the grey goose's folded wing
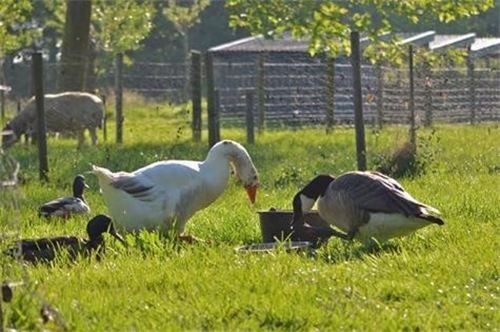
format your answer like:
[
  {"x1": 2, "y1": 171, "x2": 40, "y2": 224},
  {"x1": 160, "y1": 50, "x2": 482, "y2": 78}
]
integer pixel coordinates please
[
  {"x1": 330, "y1": 172, "x2": 428, "y2": 217},
  {"x1": 110, "y1": 172, "x2": 156, "y2": 201}
]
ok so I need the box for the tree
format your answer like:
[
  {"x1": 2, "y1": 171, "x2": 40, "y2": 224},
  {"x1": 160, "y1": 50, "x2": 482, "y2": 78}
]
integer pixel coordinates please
[
  {"x1": 0, "y1": 0, "x2": 34, "y2": 57},
  {"x1": 57, "y1": 0, "x2": 92, "y2": 92},
  {"x1": 92, "y1": 0, "x2": 155, "y2": 55},
  {"x1": 48, "y1": 0, "x2": 155, "y2": 92},
  {"x1": 226, "y1": 0, "x2": 495, "y2": 61},
  {"x1": 0, "y1": 0, "x2": 35, "y2": 89},
  {"x1": 163, "y1": 0, "x2": 210, "y2": 98}
]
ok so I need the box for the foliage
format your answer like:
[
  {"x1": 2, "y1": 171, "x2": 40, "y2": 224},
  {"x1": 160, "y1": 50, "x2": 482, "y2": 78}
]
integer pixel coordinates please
[
  {"x1": 226, "y1": 0, "x2": 494, "y2": 62},
  {"x1": 41, "y1": 0, "x2": 155, "y2": 55},
  {"x1": 93, "y1": 0, "x2": 155, "y2": 54},
  {"x1": 163, "y1": 0, "x2": 210, "y2": 37},
  {"x1": 0, "y1": 0, "x2": 35, "y2": 57}
]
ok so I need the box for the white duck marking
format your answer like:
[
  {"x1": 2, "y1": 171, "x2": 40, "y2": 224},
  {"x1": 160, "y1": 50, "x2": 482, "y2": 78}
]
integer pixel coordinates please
[
  {"x1": 39, "y1": 175, "x2": 91, "y2": 218},
  {"x1": 92, "y1": 140, "x2": 259, "y2": 235}
]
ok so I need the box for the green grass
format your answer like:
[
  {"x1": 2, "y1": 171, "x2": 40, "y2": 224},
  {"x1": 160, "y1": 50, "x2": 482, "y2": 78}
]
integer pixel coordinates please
[{"x1": 1, "y1": 101, "x2": 499, "y2": 331}]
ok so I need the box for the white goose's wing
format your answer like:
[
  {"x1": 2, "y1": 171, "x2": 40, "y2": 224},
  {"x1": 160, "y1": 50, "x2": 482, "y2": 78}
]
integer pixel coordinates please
[
  {"x1": 109, "y1": 172, "x2": 156, "y2": 202},
  {"x1": 330, "y1": 171, "x2": 432, "y2": 217},
  {"x1": 135, "y1": 160, "x2": 203, "y2": 188},
  {"x1": 110, "y1": 160, "x2": 203, "y2": 201}
]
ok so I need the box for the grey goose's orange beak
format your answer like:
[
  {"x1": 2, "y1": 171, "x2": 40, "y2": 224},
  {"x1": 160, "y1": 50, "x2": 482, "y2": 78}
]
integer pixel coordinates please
[{"x1": 245, "y1": 185, "x2": 257, "y2": 204}]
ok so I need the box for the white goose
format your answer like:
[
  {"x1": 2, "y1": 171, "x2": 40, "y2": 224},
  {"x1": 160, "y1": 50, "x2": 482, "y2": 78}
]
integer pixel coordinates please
[
  {"x1": 92, "y1": 140, "x2": 259, "y2": 239},
  {"x1": 291, "y1": 171, "x2": 444, "y2": 244}
]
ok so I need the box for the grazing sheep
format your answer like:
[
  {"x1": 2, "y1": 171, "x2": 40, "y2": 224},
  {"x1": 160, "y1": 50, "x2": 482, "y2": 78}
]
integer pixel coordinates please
[{"x1": 2, "y1": 92, "x2": 104, "y2": 149}]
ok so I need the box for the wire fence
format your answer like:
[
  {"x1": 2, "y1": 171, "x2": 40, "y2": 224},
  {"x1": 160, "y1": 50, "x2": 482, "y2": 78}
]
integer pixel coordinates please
[
  {"x1": 2, "y1": 60, "x2": 189, "y2": 102},
  {"x1": 2, "y1": 54, "x2": 499, "y2": 128},
  {"x1": 211, "y1": 52, "x2": 500, "y2": 126}
]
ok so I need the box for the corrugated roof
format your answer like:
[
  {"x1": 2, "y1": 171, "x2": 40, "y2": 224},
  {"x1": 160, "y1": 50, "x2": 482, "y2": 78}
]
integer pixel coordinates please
[
  {"x1": 210, "y1": 32, "x2": 500, "y2": 57},
  {"x1": 429, "y1": 33, "x2": 476, "y2": 50},
  {"x1": 470, "y1": 38, "x2": 500, "y2": 58}
]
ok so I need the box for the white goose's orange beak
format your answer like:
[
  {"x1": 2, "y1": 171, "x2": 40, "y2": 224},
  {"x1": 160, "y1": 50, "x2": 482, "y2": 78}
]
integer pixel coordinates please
[{"x1": 245, "y1": 185, "x2": 257, "y2": 204}]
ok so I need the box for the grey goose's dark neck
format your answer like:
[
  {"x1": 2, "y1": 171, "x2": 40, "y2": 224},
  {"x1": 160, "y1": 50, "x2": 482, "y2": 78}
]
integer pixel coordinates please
[{"x1": 299, "y1": 174, "x2": 335, "y2": 200}]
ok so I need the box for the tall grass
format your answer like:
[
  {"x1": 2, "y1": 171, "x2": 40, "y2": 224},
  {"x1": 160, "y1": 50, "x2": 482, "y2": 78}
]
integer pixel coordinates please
[{"x1": 1, "y1": 101, "x2": 498, "y2": 330}]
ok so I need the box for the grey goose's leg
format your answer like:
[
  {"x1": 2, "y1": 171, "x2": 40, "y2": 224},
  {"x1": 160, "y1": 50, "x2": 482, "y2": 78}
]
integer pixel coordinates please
[{"x1": 329, "y1": 228, "x2": 356, "y2": 241}]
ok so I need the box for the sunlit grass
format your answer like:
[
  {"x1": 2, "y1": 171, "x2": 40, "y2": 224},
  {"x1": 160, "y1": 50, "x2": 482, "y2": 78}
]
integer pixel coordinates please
[{"x1": 1, "y1": 100, "x2": 499, "y2": 330}]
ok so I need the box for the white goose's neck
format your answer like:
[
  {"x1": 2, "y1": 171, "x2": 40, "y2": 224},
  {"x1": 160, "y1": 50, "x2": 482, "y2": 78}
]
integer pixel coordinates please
[
  {"x1": 205, "y1": 142, "x2": 252, "y2": 180},
  {"x1": 199, "y1": 146, "x2": 234, "y2": 200}
]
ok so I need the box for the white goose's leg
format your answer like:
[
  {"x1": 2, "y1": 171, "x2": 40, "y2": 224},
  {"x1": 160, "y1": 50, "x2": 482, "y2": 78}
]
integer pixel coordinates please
[{"x1": 169, "y1": 216, "x2": 207, "y2": 244}]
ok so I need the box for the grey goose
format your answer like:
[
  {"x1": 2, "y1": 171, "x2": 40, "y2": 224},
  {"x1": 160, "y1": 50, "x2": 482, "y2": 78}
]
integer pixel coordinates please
[{"x1": 291, "y1": 171, "x2": 444, "y2": 244}]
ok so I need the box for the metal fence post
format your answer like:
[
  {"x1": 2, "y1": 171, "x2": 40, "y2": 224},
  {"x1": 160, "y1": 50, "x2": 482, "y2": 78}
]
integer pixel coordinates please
[
  {"x1": 245, "y1": 91, "x2": 255, "y2": 144},
  {"x1": 376, "y1": 63, "x2": 384, "y2": 129},
  {"x1": 350, "y1": 31, "x2": 367, "y2": 171},
  {"x1": 467, "y1": 54, "x2": 476, "y2": 124},
  {"x1": 115, "y1": 53, "x2": 124, "y2": 143},
  {"x1": 191, "y1": 50, "x2": 202, "y2": 142},
  {"x1": 32, "y1": 52, "x2": 49, "y2": 182},
  {"x1": 0, "y1": 90, "x2": 4, "y2": 123},
  {"x1": 325, "y1": 57, "x2": 335, "y2": 133},
  {"x1": 256, "y1": 53, "x2": 266, "y2": 131},
  {"x1": 214, "y1": 89, "x2": 221, "y2": 142},
  {"x1": 205, "y1": 51, "x2": 219, "y2": 147},
  {"x1": 423, "y1": 60, "x2": 433, "y2": 127},
  {"x1": 408, "y1": 45, "x2": 416, "y2": 149}
]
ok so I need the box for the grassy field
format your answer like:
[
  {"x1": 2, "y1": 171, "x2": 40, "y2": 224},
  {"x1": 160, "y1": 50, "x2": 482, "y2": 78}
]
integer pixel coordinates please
[{"x1": 1, "y1": 99, "x2": 499, "y2": 331}]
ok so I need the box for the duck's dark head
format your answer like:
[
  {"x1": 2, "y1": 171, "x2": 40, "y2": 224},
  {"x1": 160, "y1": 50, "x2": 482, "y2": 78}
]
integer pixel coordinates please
[
  {"x1": 73, "y1": 174, "x2": 89, "y2": 199},
  {"x1": 291, "y1": 174, "x2": 335, "y2": 227},
  {"x1": 86, "y1": 214, "x2": 126, "y2": 249}
]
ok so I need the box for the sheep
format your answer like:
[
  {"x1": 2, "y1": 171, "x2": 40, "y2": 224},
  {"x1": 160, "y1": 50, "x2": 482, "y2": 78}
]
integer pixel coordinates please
[{"x1": 2, "y1": 92, "x2": 104, "y2": 149}]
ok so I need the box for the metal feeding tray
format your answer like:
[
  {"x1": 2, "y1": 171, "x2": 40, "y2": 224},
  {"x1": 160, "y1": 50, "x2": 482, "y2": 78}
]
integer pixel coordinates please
[
  {"x1": 257, "y1": 208, "x2": 329, "y2": 243},
  {"x1": 235, "y1": 241, "x2": 314, "y2": 253},
  {"x1": 235, "y1": 208, "x2": 333, "y2": 254}
]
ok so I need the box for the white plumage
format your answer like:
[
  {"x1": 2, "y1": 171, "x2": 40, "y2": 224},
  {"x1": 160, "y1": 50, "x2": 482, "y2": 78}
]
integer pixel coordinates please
[{"x1": 92, "y1": 140, "x2": 259, "y2": 236}]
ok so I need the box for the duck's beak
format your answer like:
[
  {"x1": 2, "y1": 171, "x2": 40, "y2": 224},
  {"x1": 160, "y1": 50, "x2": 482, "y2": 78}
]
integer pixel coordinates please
[
  {"x1": 245, "y1": 185, "x2": 257, "y2": 204},
  {"x1": 84, "y1": 183, "x2": 90, "y2": 189}
]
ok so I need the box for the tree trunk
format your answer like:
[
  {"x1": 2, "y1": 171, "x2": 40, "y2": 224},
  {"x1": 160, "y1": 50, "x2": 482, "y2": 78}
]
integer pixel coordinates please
[{"x1": 57, "y1": 0, "x2": 92, "y2": 92}]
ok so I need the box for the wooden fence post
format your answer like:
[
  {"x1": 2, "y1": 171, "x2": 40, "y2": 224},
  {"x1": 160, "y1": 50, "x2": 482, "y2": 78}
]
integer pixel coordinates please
[
  {"x1": 423, "y1": 60, "x2": 433, "y2": 127},
  {"x1": 205, "y1": 51, "x2": 219, "y2": 147},
  {"x1": 325, "y1": 57, "x2": 335, "y2": 133},
  {"x1": 101, "y1": 94, "x2": 107, "y2": 142},
  {"x1": 467, "y1": 54, "x2": 476, "y2": 124},
  {"x1": 115, "y1": 52, "x2": 124, "y2": 144},
  {"x1": 350, "y1": 31, "x2": 367, "y2": 171},
  {"x1": 376, "y1": 63, "x2": 384, "y2": 129},
  {"x1": 245, "y1": 91, "x2": 255, "y2": 144},
  {"x1": 408, "y1": 45, "x2": 417, "y2": 149},
  {"x1": 256, "y1": 53, "x2": 266, "y2": 131},
  {"x1": 32, "y1": 52, "x2": 49, "y2": 182},
  {"x1": 191, "y1": 50, "x2": 202, "y2": 142}
]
